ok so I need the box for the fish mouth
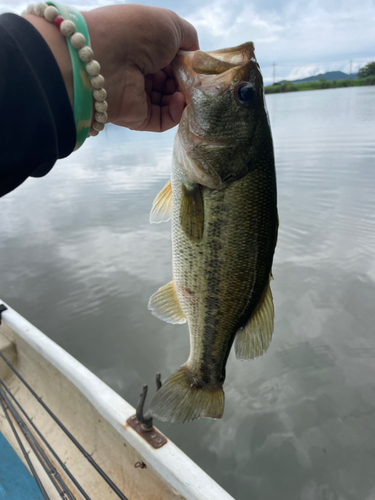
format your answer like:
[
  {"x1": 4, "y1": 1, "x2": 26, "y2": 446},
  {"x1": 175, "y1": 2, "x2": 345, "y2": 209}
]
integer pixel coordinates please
[
  {"x1": 172, "y1": 41, "x2": 260, "y2": 152},
  {"x1": 172, "y1": 42, "x2": 262, "y2": 189},
  {"x1": 171, "y1": 42, "x2": 257, "y2": 102}
]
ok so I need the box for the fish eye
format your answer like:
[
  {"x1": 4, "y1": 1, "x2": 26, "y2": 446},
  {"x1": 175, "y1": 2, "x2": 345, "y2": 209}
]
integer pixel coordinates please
[{"x1": 236, "y1": 83, "x2": 255, "y2": 106}]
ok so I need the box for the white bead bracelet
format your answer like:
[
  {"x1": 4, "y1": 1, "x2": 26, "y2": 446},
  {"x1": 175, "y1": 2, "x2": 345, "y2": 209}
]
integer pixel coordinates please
[{"x1": 24, "y1": 2, "x2": 108, "y2": 141}]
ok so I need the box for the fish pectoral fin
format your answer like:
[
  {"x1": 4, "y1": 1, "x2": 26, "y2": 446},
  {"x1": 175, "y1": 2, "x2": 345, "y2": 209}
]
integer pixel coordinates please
[
  {"x1": 180, "y1": 183, "x2": 204, "y2": 243},
  {"x1": 235, "y1": 278, "x2": 274, "y2": 360},
  {"x1": 148, "y1": 281, "x2": 186, "y2": 324},
  {"x1": 150, "y1": 179, "x2": 172, "y2": 223}
]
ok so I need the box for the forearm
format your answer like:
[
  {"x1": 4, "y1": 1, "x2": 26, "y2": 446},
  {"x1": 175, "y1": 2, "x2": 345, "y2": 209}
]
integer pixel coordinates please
[
  {"x1": 0, "y1": 4, "x2": 198, "y2": 196},
  {"x1": 23, "y1": 13, "x2": 74, "y2": 109},
  {"x1": 0, "y1": 13, "x2": 75, "y2": 197}
]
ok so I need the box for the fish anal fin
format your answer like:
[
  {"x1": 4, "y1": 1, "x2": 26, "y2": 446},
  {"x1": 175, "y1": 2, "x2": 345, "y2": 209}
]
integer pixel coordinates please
[
  {"x1": 180, "y1": 184, "x2": 204, "y2": 243},
  {"x1": 150, "y1": 180, "x2": 172, "y2": 223},
  {"x1": 148, "y1": 281, "x2": 186, "y2": 324},
  {"x1": 235, "y1": 277, "x2": 274, "y2": 360},
  {"x1": 149, "y1": 365, "x2": 224, "y2": 423}
]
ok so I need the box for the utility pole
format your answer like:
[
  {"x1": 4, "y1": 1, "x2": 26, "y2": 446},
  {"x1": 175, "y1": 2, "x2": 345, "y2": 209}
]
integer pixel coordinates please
[
  {"x1": 273, "y1": 63, "x2": 276, "y2": 84},
  {"x1": 350, "y1": 59, "x2": 352, "y2": 77}
]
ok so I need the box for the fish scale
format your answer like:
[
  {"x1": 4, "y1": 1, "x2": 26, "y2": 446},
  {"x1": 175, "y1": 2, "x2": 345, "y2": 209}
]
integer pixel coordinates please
[{"x1": 172, "y1": 163, "x2": 276, "y2": 381}]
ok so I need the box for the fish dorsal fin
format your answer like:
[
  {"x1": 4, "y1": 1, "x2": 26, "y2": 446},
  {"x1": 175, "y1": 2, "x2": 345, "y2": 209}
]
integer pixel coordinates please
[
  {"x1": 180, "y1": 184, "x2": 204, "y2": 243},
  {"x1": 148, "y1": 281, "x2": 186, "y2": 324},
  {"x1": 150, "y1": 180, "x2": 172, "y2": 223},
  {"x1": 235, "y1": 278, "x2": 274, "y2": 360}
]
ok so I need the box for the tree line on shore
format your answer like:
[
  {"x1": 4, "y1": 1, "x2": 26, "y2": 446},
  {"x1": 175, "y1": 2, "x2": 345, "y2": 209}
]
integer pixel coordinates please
[{"x1": 265, "y1": 62, "x2": 375, "y2": 94}]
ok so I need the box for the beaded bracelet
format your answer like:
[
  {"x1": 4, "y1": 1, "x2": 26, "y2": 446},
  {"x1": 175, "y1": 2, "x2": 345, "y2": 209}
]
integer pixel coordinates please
[
  {"x1": 47, "y1": 1, "x2": 94, "y2": 149},
  {"x1": 24, "y1": 2, "x2": 108, "y2": 148}
]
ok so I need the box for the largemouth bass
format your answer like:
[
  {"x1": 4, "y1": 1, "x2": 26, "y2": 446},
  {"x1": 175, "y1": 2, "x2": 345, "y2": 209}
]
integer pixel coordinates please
[{"x1": 148, "y1": 42, "x2": 278, "y2": 423}]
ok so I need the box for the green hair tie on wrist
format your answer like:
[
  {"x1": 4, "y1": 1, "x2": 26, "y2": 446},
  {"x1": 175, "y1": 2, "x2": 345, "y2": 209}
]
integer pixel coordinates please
[{"x1": 46, "y1": 1, "x2": 93, "y2": 150}]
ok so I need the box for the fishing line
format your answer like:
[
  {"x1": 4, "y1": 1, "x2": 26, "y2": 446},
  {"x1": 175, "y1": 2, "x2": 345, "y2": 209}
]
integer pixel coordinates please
[
  {"x1": 0, "y1": 376, "x2": 92, "y2": 500},
  {"x1": 0, "y1": 389, "x2": 51, "y2": 500},
  {"x1": 0, "y1": 351, "x2": 129, "y2": 500},
  {"x1": 0, "y1": 384, "x2": 76, "y2": 500}
]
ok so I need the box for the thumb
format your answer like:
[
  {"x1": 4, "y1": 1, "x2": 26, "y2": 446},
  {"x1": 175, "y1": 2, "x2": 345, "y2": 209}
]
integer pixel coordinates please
[{"x1": 176, "y1": 16, "x2": 200, "y2": 51}]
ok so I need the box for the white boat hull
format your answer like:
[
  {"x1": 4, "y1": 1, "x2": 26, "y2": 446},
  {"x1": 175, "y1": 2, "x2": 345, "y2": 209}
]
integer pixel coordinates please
[{"x1": 0, "y1": 300, "x2": 234, "y2": 500}]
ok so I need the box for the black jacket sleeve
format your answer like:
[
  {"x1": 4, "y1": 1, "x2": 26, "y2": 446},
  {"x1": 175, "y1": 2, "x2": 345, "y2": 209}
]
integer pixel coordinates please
[{"x1": 0, "y1": 13, "x2": 76, "y2": 197}]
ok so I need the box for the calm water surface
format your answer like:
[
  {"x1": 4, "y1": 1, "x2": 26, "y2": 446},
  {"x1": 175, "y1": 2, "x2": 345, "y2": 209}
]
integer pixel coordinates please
[{"x1": 1, "y1": 86, "x2": 375, "y2": 500}]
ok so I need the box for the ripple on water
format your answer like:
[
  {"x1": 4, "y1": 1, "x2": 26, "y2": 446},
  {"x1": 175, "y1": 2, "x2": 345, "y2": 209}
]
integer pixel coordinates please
[{"x1": 1, "y1": 86, "x2": 375, "y2": 500}]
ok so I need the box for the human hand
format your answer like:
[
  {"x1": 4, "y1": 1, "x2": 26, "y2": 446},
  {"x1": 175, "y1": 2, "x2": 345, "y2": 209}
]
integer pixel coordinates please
[{"x1": 81, "y1": 5, "x2": 199, "y2": 132}]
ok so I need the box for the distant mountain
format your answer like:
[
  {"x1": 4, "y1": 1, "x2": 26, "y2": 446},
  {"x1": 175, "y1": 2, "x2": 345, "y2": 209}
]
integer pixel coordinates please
[{"x1": 289, "y1": 71, "x2": 357, "y2": 83}]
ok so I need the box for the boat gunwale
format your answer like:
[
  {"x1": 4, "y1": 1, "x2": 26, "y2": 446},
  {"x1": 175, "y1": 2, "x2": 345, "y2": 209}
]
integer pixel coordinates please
[{"x1": 0, "y1": 300, "x2": 234, "y2": 500}]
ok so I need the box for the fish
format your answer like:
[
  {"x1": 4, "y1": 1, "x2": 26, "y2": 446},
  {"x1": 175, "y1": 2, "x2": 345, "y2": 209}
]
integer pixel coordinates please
[{"x1": 147, "y1": 42, "x2": 278, "y2": 423}]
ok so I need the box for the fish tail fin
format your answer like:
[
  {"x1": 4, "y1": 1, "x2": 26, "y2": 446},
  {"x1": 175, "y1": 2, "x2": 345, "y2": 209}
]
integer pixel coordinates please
[{"x1": 148, "y1": 366, "x2": 224, "y2": 423}]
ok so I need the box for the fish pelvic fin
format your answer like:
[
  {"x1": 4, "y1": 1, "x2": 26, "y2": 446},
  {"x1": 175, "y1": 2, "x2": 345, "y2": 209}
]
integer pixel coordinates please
[
  {"x1": 149, "y1": 366, "x2": 224, "y2": 423},
  {"x1": 235, "y1": 276, "x2": 274, "y2": 360},
  {"x1": 150, "y1": 179, "x2": 172, "y2": 223},
  {"x1": 148, "y1": 281, "x2": 186, "y2": 324},
  {"x1": 180, "y1": 183, "x2": 204, "y2": 243}
]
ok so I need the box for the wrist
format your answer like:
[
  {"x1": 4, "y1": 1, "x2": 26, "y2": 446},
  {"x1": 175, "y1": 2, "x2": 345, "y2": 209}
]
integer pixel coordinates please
[{"x1": 23, "y1": 3, "x2": 108, "y2": 145}]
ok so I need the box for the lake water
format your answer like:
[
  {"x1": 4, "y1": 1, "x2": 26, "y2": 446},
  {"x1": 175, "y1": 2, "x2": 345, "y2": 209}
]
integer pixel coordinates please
[{"x1": 1, "y1": 85, "x2": 375, "y2": 500}]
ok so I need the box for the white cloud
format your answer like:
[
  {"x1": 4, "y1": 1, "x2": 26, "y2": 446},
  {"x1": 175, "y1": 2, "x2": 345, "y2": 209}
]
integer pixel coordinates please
[
  {"x1": 49, "y1": 125, "x2": 175, "y2": 197},
  {"x1": 186, "y1": 1, "x2": 285, "y2": 47},
  {"x1": 1, "y1": 0, "x2": 374, "y2": 83},
  {"x1": 57, "y1": 226, "x2": 173, "y2": 286},
  {"x1": 184, "y1": 0, "x2": 375, "y2": 82}
]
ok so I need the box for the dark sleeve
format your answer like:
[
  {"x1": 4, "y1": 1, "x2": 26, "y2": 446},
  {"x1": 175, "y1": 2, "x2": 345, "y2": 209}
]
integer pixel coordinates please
[{"x1": 0, "y1": 13, "x2": 76, "y2": 197}]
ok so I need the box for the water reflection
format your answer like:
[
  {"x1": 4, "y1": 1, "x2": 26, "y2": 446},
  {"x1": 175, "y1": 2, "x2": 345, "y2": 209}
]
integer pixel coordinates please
[{"x1": 1, "y1": 86, "x2": 375, "y2": 500}]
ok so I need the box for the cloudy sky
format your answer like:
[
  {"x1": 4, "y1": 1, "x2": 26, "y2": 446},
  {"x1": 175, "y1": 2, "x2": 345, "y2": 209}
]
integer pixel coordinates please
[{"x1": 1, "y1": 0, "x2": 375, "y2": 83}]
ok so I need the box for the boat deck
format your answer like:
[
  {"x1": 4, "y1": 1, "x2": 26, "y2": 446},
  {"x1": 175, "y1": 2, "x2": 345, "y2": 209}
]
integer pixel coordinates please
[{"x1": 0, "y1": 431, "x2": 43, "y2": 500}]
